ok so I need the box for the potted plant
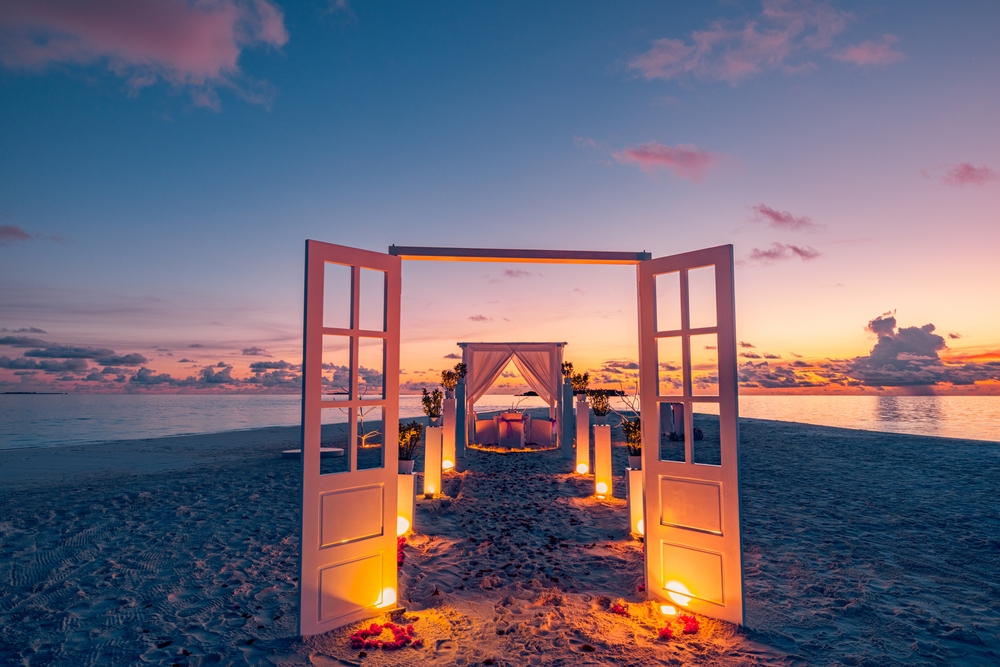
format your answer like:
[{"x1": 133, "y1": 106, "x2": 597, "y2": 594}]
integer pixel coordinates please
[
  {"x1": 570, "y1": 371, "x2": 590, "y2": 394},
  {"x1": 561, "y1": 361, "x2": 574, "y2": 378},
  {"x1": 612, "y1": 378, "x2": 642, "y2": 469},
  {"x1": 421, "y1": 388, "x2": 443, "y2": 425},
  {"x1": 440, "y1": 362, "x2": 467, "y2": 399},
  {"x1": 588, "y1": 389, "x2": 611, "y2": 425},
  {"x1": 398, "y1": 420, "x2": 424, "y2": 474},
  {"x1": 622, "y1": 418, "x2": 642, "y2": 469}
]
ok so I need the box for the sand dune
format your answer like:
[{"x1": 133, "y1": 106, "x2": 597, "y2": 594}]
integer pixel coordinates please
[{"x1": 1, "y1": 418, "x2": 998, "y2": 666}]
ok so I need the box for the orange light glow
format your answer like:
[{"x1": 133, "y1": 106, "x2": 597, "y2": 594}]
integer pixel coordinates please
[
  {"x1": 596, "y1": 481, "x2": 609, "y2": 495},
  {"x1": 442, "y1": 459, "x2": 454, "y2": 470},
  {"x1": 665, "y1": 580, "x2": 692, "y2": 607},
  {"x1": 659, "y1": 604, "x2": 677, "y2": 615},
  {"x1": 636, "y1": 518, "x2": 645, "y2": 536},
  {"x1": 377, "y1": 587, "x2": 397, "y2": 608},
  {"x1": 396, "y1": 515, "x2": 410, "y2": 536},
  {"x1": 576, "y1": 463, "x2": 589, "y2": 474}
]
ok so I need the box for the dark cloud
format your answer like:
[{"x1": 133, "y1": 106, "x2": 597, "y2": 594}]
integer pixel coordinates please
[
  {"x1": 0, "y1": 356, "x2": 88, "y2": 372},
  {"x1": 602, "y1": 360, "x2": 640, "y2": 370},
  {"x1": 747, "y1": 243, "x2": 821, "y2": 263},
  {"x1": 0, "y1": 335, "x2": 52, "y2": 347},
  {"x1": 241, "y1": 346, "x2": 271, "y2": 357},
  {"x1": 948, "y1": 333, "x2": 962, "y2": 340},
  {"x1": 443, "y1": 353, "x2": 461, "y2": 359},
  {"x1": 844, "y1": 314, "x2": 1000, "y2": 387},
  {"x1": 0, "y1": 224, "x2": 33, "y2": 244},
  {"x1": 739, "y1": 341, "x2": 755, "y2": 348},
  {"x1": 750, "y1": 204, "x2": 822, "y2": 231},
  {"x1": 189, "y1": 344, "x2": 204, "y2": 348},
  {"x1": 468, "y1": 314, "x2": 492, "y2": 322},
  {"x1": 740, "y1": 351, "x2": 761, "y2": 359},
  {"x1": 200, "y1": 365, "x2": 236, "y2": 384},
  {"x1": 502, "y1": 269, "x2": 534, "y2": 278},
  {"x1": 130, "y1": 367, "x2": 177, "y2": 385},
  {"x1": 739, "y1": 361, "x2": 827, "y2": 389},
  {"x1": 95, "y1": 353, "x2": 148, "y2": 366},
  {"x1": 249, "y1": 360, "x2": 292, "y2": 371},
  {"x1": 24, "y1": 345, "x2": 114, "y2": 359},
  {"x1": 0, "y1": 327, "x2": 47, "y2": 334},
  {"x1": 178, "y1": 358, "x2": 194, "y2": 363},
  {"x1": 763, "y1": 353, "x2": 781, "y2": 359}
]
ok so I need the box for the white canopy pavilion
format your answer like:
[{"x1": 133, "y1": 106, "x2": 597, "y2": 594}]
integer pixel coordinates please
[{"x1": 458, "y1": 342, "x2": 566, "y2": 446}]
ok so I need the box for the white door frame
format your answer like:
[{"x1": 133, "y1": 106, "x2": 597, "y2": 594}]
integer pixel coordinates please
[
  {"x1": 637, "y1": 244, "x2": 744, "y2": 625},
  {"x1": 299, "y1": 240, "x2": 401, "y2": 636}
]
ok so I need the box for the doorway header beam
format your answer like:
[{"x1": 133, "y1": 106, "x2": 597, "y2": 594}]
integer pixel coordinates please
[{"x1": 388, "y1": 245, "x2": 652, "y2": 264}]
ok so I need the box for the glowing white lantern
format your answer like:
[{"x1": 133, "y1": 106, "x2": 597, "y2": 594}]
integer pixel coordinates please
[
  {"x1": 626, "y1": 468, "x2": 644, "y2": 537},
  {"x1": 593, "y1": 424, "x2": 611, "y2": 498},
  {"x1": 396, "y1": 472, "x2": 415, "y2": 536},
  {"x1": 423, "y1": 426, "x2": 443, "y2": 497}
]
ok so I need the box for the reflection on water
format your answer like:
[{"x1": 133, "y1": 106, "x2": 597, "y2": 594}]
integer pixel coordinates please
[{"x1": 874, "y1": 395, "x2": 942, "y2": 435}]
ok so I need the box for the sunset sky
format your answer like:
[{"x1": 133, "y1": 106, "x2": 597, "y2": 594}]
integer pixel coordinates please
[{"x1": 1, "y1": 0, "x2": 998, "y2": 395}]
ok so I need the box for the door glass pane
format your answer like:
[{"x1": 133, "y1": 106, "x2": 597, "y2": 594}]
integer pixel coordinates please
[
  {"x1": 688, "y1": 265, "x2": 717, "y2": 329},
  {"x1": 320, "y1": 416, "x2": 351, "y2": 475},
  {"x1": 690, "y1": 333, "x2": 719, "y2": 397},
  {"x1": 357, "y1": 338, "x2": 385, "y2": 399},
  {"x1": 657, "y1": 337, "x2": 683, "y2": 396},
  {"x1": 358, "y1": 268, "x2": 386, "y2": 332},
  {"x1": 658, "y1": 401, "x2": 685, "y2": 462},
  {"x1": 323, "y1": 262, "x2": 352, "y2": 330},
  {"x1": 692, "y1": 403, "x2": 721, "y2": 466},
  {"x1": 655, "y1": 272, "x2": 681, "y2": 332},
  {"x1": 322, "y1": 335, "x2": 351, "y2": 401},
  {"x1": 357, "y1": 405, "x2": 385, "y2": 470}
]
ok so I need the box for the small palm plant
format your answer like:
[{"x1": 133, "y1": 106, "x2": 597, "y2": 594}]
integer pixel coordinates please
[
  {"x1": 440, "y1": 362, "x2": 467, "y2": 393},
  {"x1": 587, "y1": 389, "x2": 611, "y2": 417},
  {"x1": 570, "y1": 372, "x2": 590, "y2": 393},
  {"x1": 398, "y1": 421, "x2": 424, "y2": 461},
  {"x1": 421, "y1": 388, "x2": 443, "y2": 421}
]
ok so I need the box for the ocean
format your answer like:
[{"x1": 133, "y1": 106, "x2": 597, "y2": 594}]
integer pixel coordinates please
[{"x1": 1, "y1": 393, "x2": 998, "y2": 450}]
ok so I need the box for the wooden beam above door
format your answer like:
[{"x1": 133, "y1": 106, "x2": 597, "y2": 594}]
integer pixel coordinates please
[{"x1": 389, "y1": 245, "x2": 651, "y2": 264}]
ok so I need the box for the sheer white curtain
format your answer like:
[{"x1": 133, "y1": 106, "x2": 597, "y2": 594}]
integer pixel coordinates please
[
  {"x1": 466, "y1": 348, "x2": 515, "y2": 406},
  {"x1": 511, "y1": 349, "x2": 559, "y2": 407}
]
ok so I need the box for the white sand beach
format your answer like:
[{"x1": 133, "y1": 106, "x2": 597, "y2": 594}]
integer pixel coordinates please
[{"x1": 1, "y1": 419, "x2": 998, "y2": 666}]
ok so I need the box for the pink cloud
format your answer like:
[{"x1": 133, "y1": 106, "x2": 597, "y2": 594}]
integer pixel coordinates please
[
  {"x1": 628, "y1": 0, "x2": 853, "y2": 85},
  {"x1": 942, "y1": 163, "x2": 998, "y2": 187},
  {"x1": 0, "y1": 224, "x2": 33, "y2": 245},
  {"x1": 0, "y1": 0, "x2": 288, "y2": 108},
  {"x1": 833, "y1": 34, "x2": 904, "y2": 66},
  {"x1": 747, "y1": 243, "x2": 821, "y2": 263},
  {"x1": 750, "y1": 203, "x2": 821, "y2": 231},
  {"x1": 614, "y1": 142, "x2": 721, "y2": 182}
]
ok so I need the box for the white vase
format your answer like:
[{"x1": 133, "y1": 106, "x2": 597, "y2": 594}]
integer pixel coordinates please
[
  {"x1": 398, "y1": 459, "x2": 415, "y2": 474},
  {"x1": 628, "y1": 455, "x2": 642, "y2": 470}
]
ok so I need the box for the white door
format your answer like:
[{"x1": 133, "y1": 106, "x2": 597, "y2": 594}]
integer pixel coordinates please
[
  {"x1": 637, "y1": 245, "x2": 744, "y2": 625},
  {"x1": 299, "y1": 240, "x2": 401, "y2": 636}
]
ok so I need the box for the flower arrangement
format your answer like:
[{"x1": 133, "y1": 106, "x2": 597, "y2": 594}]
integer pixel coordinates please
[
  {"x1": 608, "y1": 600, "x2": 629, "y2": 616},
  {"x1": 398, "y1": 421, "x2": 424, "y2": 461},
  {"x1": 397, "y1": 536, "x2": 406, "y2": 567},
  {"x1": 570, "y1": 372, "x2": 590, "y2": 393},
  {"x1": 587, "y1": 389, "x2": 611, "y2": 417},
  {"x1": 349, "y1": 621, "x2": 423, "y2": 651},
  {"x1": 656, "y1": 613, "x2": 700, "y2": 641},
  {"x1": 421, "y1": 388, "x2": 443, "y2": 420}
]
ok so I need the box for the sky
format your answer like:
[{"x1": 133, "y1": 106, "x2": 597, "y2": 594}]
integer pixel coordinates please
[{"x1": 1, "y1": 0, "x2": 999, "y2": 396}]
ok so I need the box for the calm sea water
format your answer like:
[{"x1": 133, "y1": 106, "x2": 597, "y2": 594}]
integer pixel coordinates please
[{"x1": 1, "y1": 393, "x2": 998, "y2": 450}]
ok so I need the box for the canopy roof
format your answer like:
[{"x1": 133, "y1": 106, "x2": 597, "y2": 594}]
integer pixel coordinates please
[{"x1": 457, "y1": 342, "x2": 566, "y2": 408}]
